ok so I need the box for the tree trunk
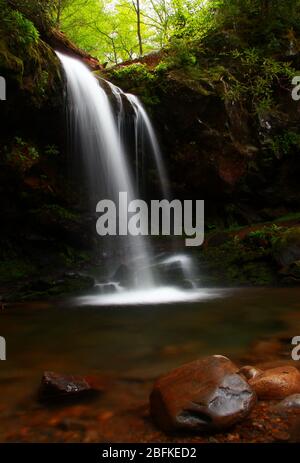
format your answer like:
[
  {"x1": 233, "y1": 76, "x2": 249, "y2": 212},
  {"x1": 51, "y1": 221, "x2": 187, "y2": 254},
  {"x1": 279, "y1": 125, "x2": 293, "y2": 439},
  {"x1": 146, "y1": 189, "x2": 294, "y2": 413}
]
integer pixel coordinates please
[
  {"x1": 56, "y1": 0, "x2": 62, "y2": 28},
  {"x1": 111, "y1": 38, "x2": 118, "y2": 65},
  {"x1": 136, "y1": 0, "x2": 143, "y2": 56}
]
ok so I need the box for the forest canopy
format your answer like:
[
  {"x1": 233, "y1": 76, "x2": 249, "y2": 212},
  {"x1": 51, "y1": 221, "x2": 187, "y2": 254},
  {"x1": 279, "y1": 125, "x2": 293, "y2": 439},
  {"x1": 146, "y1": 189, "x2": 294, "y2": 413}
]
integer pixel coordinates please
[{"x1": 4, "y1": 0, "x2": 300, "y2": 65}]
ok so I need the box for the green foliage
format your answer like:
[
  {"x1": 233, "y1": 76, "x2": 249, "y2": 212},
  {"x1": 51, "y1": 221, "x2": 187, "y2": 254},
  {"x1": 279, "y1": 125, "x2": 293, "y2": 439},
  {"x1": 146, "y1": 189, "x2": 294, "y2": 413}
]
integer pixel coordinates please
[
  {"x1": 0, "y1": 259, "x2": 36, "y2": 282},
  {"x1": 203, "y1": 0, "x2": 300, "y2": 53},
  {"x1": 35, "y1": 204, "x2": 80, "y2": 222},
  {"x1": 5, "y1": 137, "x2": 40, "y2": 172},
  {"x1": 201, "y1": 223, "x2": 300, "y2": 286},
  {"x1": 110, "y1": 63, "x2": 161, "y2": 106},
  {"x1": 268, "y1": 131, "x2": 300, "y2": 159},
  {"x1": 0, "y1": 1, "x2": 60, "y2": 104},
  {"x1": 7, "y1": 0, "x2": 55, "y2": 32},
  {"x1": 164, "y1": 38, "x2": 197, "y2": 68},
  {"x1": 4, "y1": 0, "x2": 297, "y2": 68},
  {"x1": 45, "y1": 145, "x2": 60, "y2": 157},
  {"x1": 0, "y1": 2, "x2": 40, "y2": 62},
  {"x1": 223, "y1": 48, "x2": 295, "y2": 116},
  {"x1": 59, "y1": 0, "x2": 154, "y2": 64},
  {"x1": 171, "y1": 0, "x2": 215, "y2": 41},
  {"x1": 2, "y1": 9, "x2": 39, "y2": 47},
  {"x1": 202, "y1": 232, "x2": 277, "y2": 286},
  {"x1": 246, "y1": 224, "x2": 283, "y2": 247},
  {"x1": 6, "y1": 0, "x2": 290, "y2": 68},
  {"x1": 140, "y1": 94, "x2": 160, "y2": 106},
  {"x1": 272, "y1": 226, "x2": 300, "y2": 266},
  {"x1": 154, "y1": 61, "x2": 170, "y2": 74},
  {"x1": 34, "y1": 69, "x2": 49, "y2": 96},
  {"x1": 276, "y1": 212, "x2": 300, "y2": 223},
  {"x1": 111, "y1": 63, "x2": 155, "y2": 85},
  {"x1": 56, "y1": 246, "x2": 91, "y2": 268}
]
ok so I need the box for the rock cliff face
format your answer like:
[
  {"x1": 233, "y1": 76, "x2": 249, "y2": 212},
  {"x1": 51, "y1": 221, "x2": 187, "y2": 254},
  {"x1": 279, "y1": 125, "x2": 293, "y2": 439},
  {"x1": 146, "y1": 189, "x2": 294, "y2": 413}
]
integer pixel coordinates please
[{"x1": 108, "y1": 52, "x2": 300, "y2": 227}]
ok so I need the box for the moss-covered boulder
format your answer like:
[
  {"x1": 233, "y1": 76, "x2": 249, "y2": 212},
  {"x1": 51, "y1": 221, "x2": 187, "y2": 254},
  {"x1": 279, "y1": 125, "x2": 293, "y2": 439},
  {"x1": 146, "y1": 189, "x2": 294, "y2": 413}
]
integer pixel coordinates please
[
  {"x1": 273, "y1": 227, "x2": 300, "y2": 267},
  {"x1": 199, "y1": 223, "x2": 300, "y2": 287},
  {"x1": 0, "y1": 4, "x2": 61, "y2": 104},
  {"x1": 7, "y1": 273, "x2": 95, "y2": 301},
  {"x1": 279, "y1": 260, "x2": 300, "y2": 285}
]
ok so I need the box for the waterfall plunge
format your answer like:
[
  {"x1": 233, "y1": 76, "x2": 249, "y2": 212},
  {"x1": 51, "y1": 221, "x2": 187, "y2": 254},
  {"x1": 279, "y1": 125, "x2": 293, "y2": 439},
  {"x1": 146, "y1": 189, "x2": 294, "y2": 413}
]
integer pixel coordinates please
[
  {"x1": 58, "y1": 52, "x2": 155, "y2": 288},
  {"x1": 57, "y1": 52, "x2": 202, "y2": 304}
]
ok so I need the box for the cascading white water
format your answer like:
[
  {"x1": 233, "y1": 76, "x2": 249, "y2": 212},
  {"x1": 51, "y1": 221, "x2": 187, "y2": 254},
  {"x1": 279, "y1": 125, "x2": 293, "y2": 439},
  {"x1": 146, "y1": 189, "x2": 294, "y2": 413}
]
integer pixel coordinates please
[
  {"x1": 126, "y1": 93, "x2": 170, "y2": 199},
  {"x1": 57, "y1": 52, "x2": 154, "y2": 288},
  {"x1": 57, "y1": 52, "x2": 204, "y2": 304},
  {"x1": 106, "y1": 81, "x2": 170, "y2": 198}
]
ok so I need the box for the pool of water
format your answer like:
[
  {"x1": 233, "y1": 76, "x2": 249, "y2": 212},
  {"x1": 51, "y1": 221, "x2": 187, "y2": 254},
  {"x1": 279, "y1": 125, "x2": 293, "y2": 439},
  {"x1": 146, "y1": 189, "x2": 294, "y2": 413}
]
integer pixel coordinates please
[
  {"x1": 0, "y1": 287, "x2": 300, "y2": 428},
  {"x1": 1, "y1": 287, "x2": 300, "y2": 376}
]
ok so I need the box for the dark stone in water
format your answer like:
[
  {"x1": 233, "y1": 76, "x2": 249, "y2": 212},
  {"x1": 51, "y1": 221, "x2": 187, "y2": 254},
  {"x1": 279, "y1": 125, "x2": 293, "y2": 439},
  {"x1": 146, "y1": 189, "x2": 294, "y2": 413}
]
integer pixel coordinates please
[
  {"x1": 154, "y1": 260, "x2": 187, "y2": 287},
  {"x1": 94, "y1": 283, "x2": 118, "y2": 294},
  {"x1": 180, "y1": 279, "x2": 195, "y2": 289},
  {"x1": 273, "y1": 228, "x2": 300, "y2": 267},
  {"x1": 279, "y1": 260, "x2": 300, "y2": 284},
  {"x1": 275, "y1": 394, "x2": 300, "y2": 412},
  {"x1": 161, "y1": 261, "x2": 185, "y2": 281},
  {"x1": 39, "y1": 371, "x2": 97, "y2": 403},
  {"x1": 150, "y1": 355, "x2": 256, "y2": 433},
  {"x1": 112, "y1": 264, "x2": 134, "y2": 287}
]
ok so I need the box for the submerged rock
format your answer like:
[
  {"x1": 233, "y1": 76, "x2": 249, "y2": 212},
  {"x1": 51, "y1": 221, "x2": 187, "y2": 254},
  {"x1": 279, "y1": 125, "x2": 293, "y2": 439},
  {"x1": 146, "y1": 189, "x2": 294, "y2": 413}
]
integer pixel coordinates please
[
  {"x1": 150, "y1": 355, "x2": 256, "y2": 433},
  {"x1": 39, "y1": 371, "x2": 97, "y2": 402},
  {"x1": 180, "y1": 279, "x2": 195, "y2": 289},
  {"x1": 275, "y1": 394, "x2": 300, "y2": 412},
  {"x1": 94, "y1": 283, "x2": 119, "y2": 294},
  {"x1": 249, "y1": 366, "x2": 300, "y2": 400},
  {"x1": 112, "y1": 264, "x2": 134, "y2": 287},
  {"x1": 279, "y1": 260, "x2": 300, "y2": 285},
  {"x1": 273, "y1": 228, "x2": 300, "y2": 267},
  {"x1": 11, "y1": 273, "x2": 95, "y2": 301}
]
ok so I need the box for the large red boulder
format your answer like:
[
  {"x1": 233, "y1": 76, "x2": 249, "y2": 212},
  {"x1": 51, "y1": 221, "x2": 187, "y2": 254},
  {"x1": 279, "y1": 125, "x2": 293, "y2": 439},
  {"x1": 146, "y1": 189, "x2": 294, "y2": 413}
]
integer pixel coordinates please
[{"x1": 150, "y1": 355, "x2": 256, "y2": 433}]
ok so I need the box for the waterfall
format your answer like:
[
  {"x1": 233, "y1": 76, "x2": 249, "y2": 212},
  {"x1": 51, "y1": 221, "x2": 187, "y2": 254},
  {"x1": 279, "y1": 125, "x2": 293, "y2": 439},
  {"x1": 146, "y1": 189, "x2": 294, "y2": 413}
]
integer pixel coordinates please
[
  {"x1": 126, "y1": 94, "x2": 170, "y2": 199},
  {"x1": 57, "y1": 52, "x2": 201, "y2": 303},
  {"x1": 57, "y1": 52, "x2": 154, "y2": 288},
  {"x1": 105, "y1": 81, "x2": 170, "y2": 198}
]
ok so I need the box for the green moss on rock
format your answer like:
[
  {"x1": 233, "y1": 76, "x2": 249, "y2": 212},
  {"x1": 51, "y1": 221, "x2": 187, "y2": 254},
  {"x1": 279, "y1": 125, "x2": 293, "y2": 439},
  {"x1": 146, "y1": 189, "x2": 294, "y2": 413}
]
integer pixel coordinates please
[
  {"x1": 0, "y1": 259, "x2": 37, "y2": 283},
  {"x1": 7, "y1": 273, "x2": 95, "y2": 301},
  {"x1": 0, "y1": 4, "x2": 61, "y2": 106},
  {"x1": 272, "y1": 227, "x2": 300, "y2": 267}
]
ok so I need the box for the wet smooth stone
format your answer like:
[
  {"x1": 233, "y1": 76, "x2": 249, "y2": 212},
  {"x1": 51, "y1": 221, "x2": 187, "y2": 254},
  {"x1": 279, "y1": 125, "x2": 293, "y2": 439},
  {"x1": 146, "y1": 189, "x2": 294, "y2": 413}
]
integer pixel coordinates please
[
  {"x1": 150, "y1": 355, "x2": 256, "y2": 433},
  {"x1": 39, "y1": 371, "x2": 96, "y2": 402},
  {"x1": 249, "y1": 366, "x2": 300, "y2": 400}
]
